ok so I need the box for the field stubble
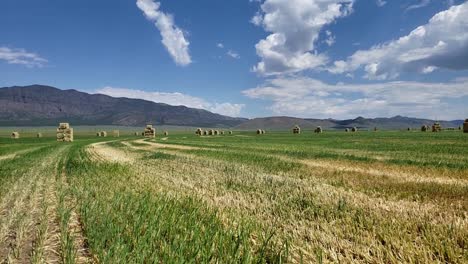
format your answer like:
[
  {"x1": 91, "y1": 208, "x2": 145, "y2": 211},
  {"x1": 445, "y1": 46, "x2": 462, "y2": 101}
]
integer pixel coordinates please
[{"x1": 0, "y1": 131, "x2": 466, "y2": 263}]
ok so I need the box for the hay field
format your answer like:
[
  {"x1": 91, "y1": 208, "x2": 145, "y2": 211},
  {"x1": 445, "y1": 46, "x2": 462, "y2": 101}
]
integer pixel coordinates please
[{"x1": 0, "y1": 130, "x2": 467, "y2": 263}]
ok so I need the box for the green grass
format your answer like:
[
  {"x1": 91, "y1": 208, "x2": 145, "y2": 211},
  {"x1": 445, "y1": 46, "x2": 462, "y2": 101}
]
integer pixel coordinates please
[{"x1": 0, "y1": 129, "x2": 466, "y2": 263}]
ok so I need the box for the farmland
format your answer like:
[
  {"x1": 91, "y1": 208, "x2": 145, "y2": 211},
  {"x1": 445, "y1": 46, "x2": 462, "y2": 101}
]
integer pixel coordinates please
[{"x1": 0, "y1": 130, "x2": 467, "y2": 263}]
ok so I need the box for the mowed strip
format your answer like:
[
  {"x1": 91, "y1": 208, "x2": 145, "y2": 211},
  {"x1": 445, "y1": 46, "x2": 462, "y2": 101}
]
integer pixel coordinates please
[
  {"x1": 123, "y1": 139, "x2": 468, "y2": 207},
  {"x1": 129, "y1": 139, "x2": 468, "y2": 188},
  {"x1": 87, "y1": 141, "x2": 135, "y2": 163},
  {"x1": 0, "y1": 145, "x2": 68, "y2": 263}
]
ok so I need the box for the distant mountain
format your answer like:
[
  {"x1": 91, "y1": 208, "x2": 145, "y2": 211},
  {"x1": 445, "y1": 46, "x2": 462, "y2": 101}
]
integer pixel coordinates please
[
  {"x1": 235, "y1": 116, "x2": 463, "y2": 130},
  {"x1": 235, "y1": 116, "x2": 336, "y2": 130},
  {"x1": 0, "y1": 85, "x2": 247, "y2": 127},
  {"x1": 0, "y1": 85, "x2": 463, "y2": 130}
]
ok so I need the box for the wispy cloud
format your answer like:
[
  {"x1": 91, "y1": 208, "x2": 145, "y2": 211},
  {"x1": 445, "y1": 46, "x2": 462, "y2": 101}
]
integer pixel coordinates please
[
  {"x1": 136, "y1": 0, "x2": 191, "y2": 66},
  {"x1": 0, "y1": 46, "x2": 47, "y2": 68},
  {"x1": 227, "y1": 50, "x2": 240, "y2": 59},
  {"x1": 243, "y1": 76, "x2": 468, "y2": 120},
  {"x1": 97, "y1": 86, "x2": 244, "y2": 117},
  {"x1": 376, "y1": 0, "x2": 387, "y2": 7},
  {"x1": 216, "y1": 43, "x2": 224, "y2": 48},
  {"x1": 405, "y1": 0, "x2": 431, "y2": 12}
]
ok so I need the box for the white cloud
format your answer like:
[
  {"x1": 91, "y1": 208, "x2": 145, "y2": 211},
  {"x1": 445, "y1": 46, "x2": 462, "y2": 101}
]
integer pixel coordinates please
[
  {"x1": 376, "y1": 0, "x2": 387, "y2": 7},
  {"x1": 217, "y1": 43, "x2": 224, "y2": 48},
  {"x1": 97, "y1": 86, "x2": 244, "y2": 117},
  {"x1": 329, "y1": 2, "x2": 468, "y2": 79},
  {"x1": 0, "y1": 46, "x2": 47, "y2": 68},
  {"x1": 227, "y1": 50, "x2": 240, "y2": 59},
  {"x1": 324, "y1": 30, "x2": 335, "y2": 46},
  {"x1": 405, "y1": 0, "x2": 431, "y2": 12},
  {"x1": 251, "y1": 0, "x2": 354, "y2": 75},
  {"x1": 243, "y1": 76, "x2": 468, "y2": 120},
  {"x1": 136, "y1": 0, "x2": 191, "y2": 66}
]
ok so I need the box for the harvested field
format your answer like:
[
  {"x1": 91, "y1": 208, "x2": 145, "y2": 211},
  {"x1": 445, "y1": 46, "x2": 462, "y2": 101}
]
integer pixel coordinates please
[{"x1": 0, "y1": 130, "x2": 467, "y2": 263}]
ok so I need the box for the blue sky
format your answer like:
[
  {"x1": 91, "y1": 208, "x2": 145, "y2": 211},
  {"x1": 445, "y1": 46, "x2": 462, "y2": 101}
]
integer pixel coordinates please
[{"x1": 1, "y1": 0, "x2": 467, "y2": 120}]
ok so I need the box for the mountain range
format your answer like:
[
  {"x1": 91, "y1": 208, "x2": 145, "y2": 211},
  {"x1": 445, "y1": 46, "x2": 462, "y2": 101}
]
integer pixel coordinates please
[
  {"x1": 235, "y1": 116, "x2": 463, "y2": 130},
  {"x1": 0, "y1": 85, "x2": 464, "y2": 130},
  {"x1": 0, "y1": 85, "x2": 246, "y2": 127}
]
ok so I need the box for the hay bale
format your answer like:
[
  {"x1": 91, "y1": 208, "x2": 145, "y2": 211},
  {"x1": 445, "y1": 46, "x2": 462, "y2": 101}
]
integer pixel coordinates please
[
  {"x1": 229, "y1": 131, "x2": 233, "y2": 135},
  {"x1": 37, "y1": 133, "x2": 43, "y2": 138},
  {"x1": 421, "y1": 125, "x2": 429, "y2": 132},
  {"x1": 164, "y1": 131, "x2": 169, "y2": 136},
  {"x1": 257, "y1": 129, "x2": 262, "y2": 135},
  {"x1": 100, "y1": 131, "x2": 107, "y2": 137},
  {"x1": 214, "y1": 130, "x2": 219, "y2": 135},
  {"x1": 351, "y1": 127, "x2": 358, "y2": 132},
  {"x1": 374, "y1": 127, "x2": 378, "y2": 132},
  {"x1": 221, "y1": 131, "x2": 225, "y2": 135},
  {"x1": 407, "y1": 127, "x2": 411, "y2": 131},
  {"x1": 134, "y1": 132, "x2": 139, "y2": 136},
  {"x1": 208, "y1": 130, "x2": 214, "y2": 136},
  {"x1": 203, "y1": 130, "x2": 208, "y2": 136},
  {"x1": 432, "y1": 122, "x2": 442, "y2": 132},
  {"x1": 345, "y1": 128, "x2": 350, "y2": 132},
  {"x1": 314, "y1": 126, "x2": 323, "y2": 133},
  {"x1": 97, "y1": 132, "x2": 101, "y2": 137},
  {"x1": 463, "y1": 119, "x2": 468, "y2": 133},
  {"x1": 113, "y1": 130, "x2": 120, "y2": 137},
  {"x1": 292, "y1": 125, "x2": 301, "y2": 134},
  {"x1": 196, "y1": 128, "x2": 203, "y2": 136},
  {"x1": 59, "y1": 123, "x2": 70, "y2": 129},
  {"x1": 144, "y1": 124, "x2": 156, "y2": 138},
  {"x1": 57, "y1": 123, "x2": 73, "y2": 142},
  {"x1": 11, "y1": 132, "x2": 19, "y2": 139}
]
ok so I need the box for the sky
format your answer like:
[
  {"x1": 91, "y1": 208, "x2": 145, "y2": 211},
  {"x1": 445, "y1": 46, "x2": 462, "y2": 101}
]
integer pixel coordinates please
[{"x1": 0, "y1": 0, "x2": 467, "y2": 120}]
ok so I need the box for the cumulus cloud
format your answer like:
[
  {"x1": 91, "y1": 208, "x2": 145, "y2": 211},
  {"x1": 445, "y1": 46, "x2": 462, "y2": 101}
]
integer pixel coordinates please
[
  {"x1": 329, "y1": 2, "x2": 468, "y2": 79},
  {"x1": 243, "y1": 76, "x2": 468, "y2": 119},
  {"x1": 217, "y1": 43, "x2": 224, "y2": 48},
  {"x1": 0, "y1": 46, "x2": 47, "y2": 68},
  {"x1": 251, "y1": 0, "x2": 354, "y2": 75},
  {"x1": 97, "y1": 86, "x2": 244, "y2": 117},
  {"x1": 136, "y1": 0, "x2": 191, "y2": 66}
]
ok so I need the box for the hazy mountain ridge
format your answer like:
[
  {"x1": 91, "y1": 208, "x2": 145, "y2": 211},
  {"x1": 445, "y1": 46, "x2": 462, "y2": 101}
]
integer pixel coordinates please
[
  {"x1": 0, "y1": 85, "x2": 463, "y2": 129},
  {"x1": 0, "y1": 85, "x2": 247, "y2": 127},
  {"x1": 235, "y1": 116, "x2": 463, "y2": 130}
]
